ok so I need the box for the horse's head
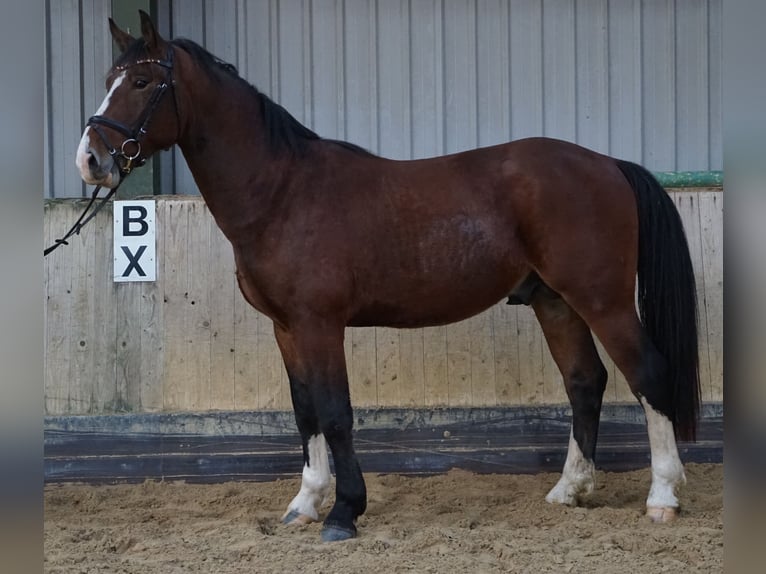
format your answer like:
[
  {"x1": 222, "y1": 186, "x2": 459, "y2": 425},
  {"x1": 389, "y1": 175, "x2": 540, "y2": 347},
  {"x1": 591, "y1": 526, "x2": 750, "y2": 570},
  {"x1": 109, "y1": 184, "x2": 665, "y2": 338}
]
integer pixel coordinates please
[{"x1": 76, "y1": 10, "x2": 179, "y2": 188}]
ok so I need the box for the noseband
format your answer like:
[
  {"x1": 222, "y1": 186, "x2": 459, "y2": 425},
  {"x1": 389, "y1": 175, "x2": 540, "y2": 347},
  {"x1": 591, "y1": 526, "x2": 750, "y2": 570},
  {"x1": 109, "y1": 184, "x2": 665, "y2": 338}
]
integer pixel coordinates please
[{"x1": 87, "y1": 46, "x2": 176, "y2": 176}]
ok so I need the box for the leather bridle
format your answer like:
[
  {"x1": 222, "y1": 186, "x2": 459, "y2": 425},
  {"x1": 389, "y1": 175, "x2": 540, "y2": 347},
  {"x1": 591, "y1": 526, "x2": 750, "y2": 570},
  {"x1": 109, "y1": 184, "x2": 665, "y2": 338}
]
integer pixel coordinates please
[
  {"x1": 87, "y1": 45, "x2": 176, "y2": 176},
  {"x1": 44, "y1": 45, "x2": 177, "y2": 256}
]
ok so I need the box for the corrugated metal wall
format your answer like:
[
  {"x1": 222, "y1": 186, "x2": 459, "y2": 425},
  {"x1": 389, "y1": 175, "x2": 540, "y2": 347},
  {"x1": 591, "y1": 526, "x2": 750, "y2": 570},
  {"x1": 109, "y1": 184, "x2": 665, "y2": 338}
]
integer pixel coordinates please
[
  {"x1": 45, "y1": 0, "x2": 722, "y2": 198},
  {"x1": 46, "y1": 0, "x2": 112, "y2": 198}
]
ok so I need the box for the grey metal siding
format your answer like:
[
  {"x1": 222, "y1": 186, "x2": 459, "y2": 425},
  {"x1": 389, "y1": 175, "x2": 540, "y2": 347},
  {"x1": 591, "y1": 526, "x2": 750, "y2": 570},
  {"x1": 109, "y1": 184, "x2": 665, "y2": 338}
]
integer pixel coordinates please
[{"x1": 45, "y1": 0, "x2": 722, "y2": 197}]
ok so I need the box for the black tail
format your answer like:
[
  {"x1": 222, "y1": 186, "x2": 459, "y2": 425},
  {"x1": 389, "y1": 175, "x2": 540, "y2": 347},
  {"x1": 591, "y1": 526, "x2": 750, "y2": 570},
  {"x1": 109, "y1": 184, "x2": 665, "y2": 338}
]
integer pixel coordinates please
[{"x1": 616, "y1": 160, "x2": 700, "y2": 442}]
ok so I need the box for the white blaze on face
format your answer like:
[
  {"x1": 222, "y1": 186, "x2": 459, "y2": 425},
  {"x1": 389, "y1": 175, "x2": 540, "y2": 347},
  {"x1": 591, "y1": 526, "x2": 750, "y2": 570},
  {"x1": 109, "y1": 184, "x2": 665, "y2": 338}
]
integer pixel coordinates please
[
  {"x1": 284, "y1": 434, "x2": 332, "y2": 522},
  {"x1": 641, "y1": 397, "x2": 686, "y2": 509},
  {"x1": 75, "y1": 72, "x2": 127, "y2": 181},
  {"x1": 545, "y1": 428, "x2": 596, "y2": 506}
]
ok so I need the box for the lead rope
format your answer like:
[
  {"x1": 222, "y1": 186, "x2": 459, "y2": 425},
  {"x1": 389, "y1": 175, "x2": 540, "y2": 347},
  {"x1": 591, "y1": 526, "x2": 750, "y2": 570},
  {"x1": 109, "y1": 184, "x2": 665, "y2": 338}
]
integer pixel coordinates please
[{"x1": 43, "y1": 183, "x2": 120, "y2": 256}]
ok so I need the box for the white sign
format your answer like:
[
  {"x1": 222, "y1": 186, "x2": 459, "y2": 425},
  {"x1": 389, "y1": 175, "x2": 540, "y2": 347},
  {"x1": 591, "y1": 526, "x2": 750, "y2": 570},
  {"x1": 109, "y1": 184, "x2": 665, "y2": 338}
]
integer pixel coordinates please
[{"x1": 113, "y1": 200, "x2": 156, "y2": 282}]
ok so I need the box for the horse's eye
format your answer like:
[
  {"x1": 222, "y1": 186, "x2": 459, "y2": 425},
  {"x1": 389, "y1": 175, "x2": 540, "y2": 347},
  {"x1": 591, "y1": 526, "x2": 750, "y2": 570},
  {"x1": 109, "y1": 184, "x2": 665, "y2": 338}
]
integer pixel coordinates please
[{"x1": 134, "y1": 79, "x2": 149, "y2": 89}]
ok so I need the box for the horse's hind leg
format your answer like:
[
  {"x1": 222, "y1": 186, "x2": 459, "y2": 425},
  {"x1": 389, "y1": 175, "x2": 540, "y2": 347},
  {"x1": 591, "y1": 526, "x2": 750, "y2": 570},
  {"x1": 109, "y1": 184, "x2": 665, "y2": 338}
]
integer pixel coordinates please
[
  {"x1": 576, "y1": 305, "x2": 686, "y2": 522},
  {"x1": 531, "y1": 285, "x2": 608, "y2": 506},
  {"x1": 274, "y1": 321, "x2": 366, "y2": 541}
]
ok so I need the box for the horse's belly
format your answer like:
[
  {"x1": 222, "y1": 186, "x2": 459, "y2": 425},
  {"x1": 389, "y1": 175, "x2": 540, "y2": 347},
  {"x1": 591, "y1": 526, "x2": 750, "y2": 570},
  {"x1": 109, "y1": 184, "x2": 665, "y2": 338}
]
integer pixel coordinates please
[
  {"x1": 346, "y1": 206, "x2": 528, "y2": 328},
  {"x1": 348, "y1": 263, "x2": 525, "y2": 328},
  {"x1": 348, "y1": 300, "x2": 500, "y2": 328}
]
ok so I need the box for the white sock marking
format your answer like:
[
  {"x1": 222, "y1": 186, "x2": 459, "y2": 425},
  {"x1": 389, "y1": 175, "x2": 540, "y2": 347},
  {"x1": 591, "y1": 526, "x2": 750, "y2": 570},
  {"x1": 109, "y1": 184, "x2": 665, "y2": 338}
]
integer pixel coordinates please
[
  {"x1": 546, "y1": 428, "x2": 596, "y2": 506},
  {"x1": 641, "y1": 397, "x2": 686, "y2": 509},
  {"x1": 285, "y1": 434, "x2": 332, "y2": 521}
]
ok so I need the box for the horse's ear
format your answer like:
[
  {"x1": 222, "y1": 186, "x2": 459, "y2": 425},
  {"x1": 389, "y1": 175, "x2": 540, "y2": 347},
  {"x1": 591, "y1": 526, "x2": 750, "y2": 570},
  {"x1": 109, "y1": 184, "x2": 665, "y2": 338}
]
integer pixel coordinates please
[
  {"x1": 108, "y1": 18, "x2": 134, "y2": 53},
  {"x1": 139, "y1": 9, "x2": 164, "y2": 51}
]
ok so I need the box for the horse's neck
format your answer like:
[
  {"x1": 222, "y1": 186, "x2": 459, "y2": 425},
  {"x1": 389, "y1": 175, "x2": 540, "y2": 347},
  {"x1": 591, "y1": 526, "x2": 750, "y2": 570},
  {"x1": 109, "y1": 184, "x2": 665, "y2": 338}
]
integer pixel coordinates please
[{"x1": 177, "y1": 86, "x2": 295, "y2": 242}]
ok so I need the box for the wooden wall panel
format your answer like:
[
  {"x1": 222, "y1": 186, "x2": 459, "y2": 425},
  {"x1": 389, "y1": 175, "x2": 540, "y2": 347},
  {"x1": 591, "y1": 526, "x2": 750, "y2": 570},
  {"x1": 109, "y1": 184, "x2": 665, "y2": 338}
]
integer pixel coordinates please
[
  {"x1": 674, "y1": 192, "x2": 711, "y2": 401},
  {"x1": 139, "y1": 256, "x2": 164, "y2": 412},
  {"x1": 399, "y1": 329, "x2": 426, "y2": 407},
  {"x1": 68, "y1": 206, "x2": 95, "y2": 413},
  {"x1": 446, "y1": 320, "x2": 472, "y2": 406},
  {"x1": 423, "y1": 327, "x2": 449, "y2": 406},
  {"x1": 376, "y1": 327, "x2": 402, "y2": 407},
  {"x1": 46, "y1": 203, "x2": 75, "y2": 413},
  {"x1": 233, "y1": 277, "x2": 260, "y2": 409},
  {"x1": 161, "y1": 200, "x2": 190, "y2": 410},
  {"x1": 470, "y1": 312, "x2": 497, "y2": 406},
  {"x1": 699, "y1": 192, "x2": 724, "y2": 401},
  {"x1": 90, "y1": 205, "x2": 118, "y2": 412},
  {"x1": 492, "y1": 303, "x2": 520, "y2": 405},
  {"x1": 349, "y1": 327, "x2": 378, "y2": 406},
  {"x1": 208, "y1": 221, "x2": 237, "y2": 410},
  {"x1": 44, "y1": 191, "x2": 723, "y2": 415},
  {"x1": 186, "y1": 201, "x2": 213, "y2": 409}
]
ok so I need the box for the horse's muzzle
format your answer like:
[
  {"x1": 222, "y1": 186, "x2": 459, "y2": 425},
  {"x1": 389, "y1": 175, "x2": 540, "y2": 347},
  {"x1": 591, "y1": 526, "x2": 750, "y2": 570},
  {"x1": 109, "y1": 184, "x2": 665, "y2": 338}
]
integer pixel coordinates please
[{"x1": 76, "y1": 140, "x2": 121, "y2": 188}]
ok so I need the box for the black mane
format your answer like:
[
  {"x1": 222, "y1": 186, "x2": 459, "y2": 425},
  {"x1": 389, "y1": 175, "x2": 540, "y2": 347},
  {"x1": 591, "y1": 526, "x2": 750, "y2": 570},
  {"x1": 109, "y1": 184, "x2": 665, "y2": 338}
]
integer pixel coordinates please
[
  {"x1": 171, "y1": 38, "x2": 239, "y2": 77},
  {"x1": 119, "y1": 37, "x2": 374, "y2": 157}
]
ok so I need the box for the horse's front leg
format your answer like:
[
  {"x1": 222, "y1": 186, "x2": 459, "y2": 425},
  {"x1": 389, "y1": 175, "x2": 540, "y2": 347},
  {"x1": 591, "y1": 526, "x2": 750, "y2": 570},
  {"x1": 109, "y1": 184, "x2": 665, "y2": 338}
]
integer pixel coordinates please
[
  {"x1": 278, "y1": 365, "x2": 332, "y2": 526},
  {"x1": 274, "y1": 321, "x2": 366, "y2": 541}
]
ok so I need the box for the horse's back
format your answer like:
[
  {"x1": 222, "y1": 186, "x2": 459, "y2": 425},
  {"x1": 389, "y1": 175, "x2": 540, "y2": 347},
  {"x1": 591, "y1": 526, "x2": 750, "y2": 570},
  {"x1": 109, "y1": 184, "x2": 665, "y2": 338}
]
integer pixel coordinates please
[
  {"x1": 234, "y1": 137, "x2": 636, "y2": 328},
  {"x1": 325, "y1": 137, "x2": 635, "y2": 327}
]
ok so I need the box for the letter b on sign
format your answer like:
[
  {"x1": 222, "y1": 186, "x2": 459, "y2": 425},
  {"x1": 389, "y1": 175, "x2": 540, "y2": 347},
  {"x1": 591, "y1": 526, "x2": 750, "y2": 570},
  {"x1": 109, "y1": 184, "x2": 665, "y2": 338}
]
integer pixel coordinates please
[
  {"x1": 114, "y1": 200, "x2": 156, "y2": 282},
  {"x1": 123, "y1": 205, "x2": 149, "y2": 236}
]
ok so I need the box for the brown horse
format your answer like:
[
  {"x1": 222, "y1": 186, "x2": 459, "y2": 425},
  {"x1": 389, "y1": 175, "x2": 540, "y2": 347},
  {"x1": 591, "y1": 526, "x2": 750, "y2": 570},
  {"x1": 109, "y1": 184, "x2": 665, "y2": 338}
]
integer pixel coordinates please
[{"x1": 76, "y1": 12, "x2": 699, "y2": 541}]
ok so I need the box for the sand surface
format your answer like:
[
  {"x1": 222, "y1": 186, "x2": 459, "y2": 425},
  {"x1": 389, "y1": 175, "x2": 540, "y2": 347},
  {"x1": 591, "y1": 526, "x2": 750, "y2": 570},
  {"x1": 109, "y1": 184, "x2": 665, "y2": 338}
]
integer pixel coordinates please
[{"x1": 45, "y1": 463, "x2": 722, "y2": 573}]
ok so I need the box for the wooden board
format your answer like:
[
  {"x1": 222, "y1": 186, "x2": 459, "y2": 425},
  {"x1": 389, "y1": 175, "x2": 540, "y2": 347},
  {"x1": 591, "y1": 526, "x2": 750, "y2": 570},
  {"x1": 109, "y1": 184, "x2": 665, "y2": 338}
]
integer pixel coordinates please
[
  {"x1": 139, "y1": 203, "x2": 165, "y2": 412},
  {"x1": 422, "y1": 326, "x2": 448, "y2": 406},
  {"x1": 349, "y1": 326, "x2": 378, "y2": 406},
  {"x1": 492, "y1": 303, "x2": 520, "y2": 405},
  {"x1": 68, "y1": 210, "x2": 95, "y2": 413},
  {"x1": 698, "y1": 192, "x2": 723, "y2": 401},
  {"x1": 673, "y1": 191, "x2": 712, "y2": 401},
  {"x1": 376, "y1": 327, "x2": 401, "y2": 407},
  {"x1": 516, "y1": 305, "x2": 545, "y2": 404},
  {"x1": 208, "y1": 220, "x2": 236, "y2": 410},
  {"x1": 91, "y1": 203, "x2": 117, "y2": 412},
  {"x1": 256, "y1": 307, "x2": 285, "y2": 410},
  {"x1": 398, "y1": 329, "x2": 426, "y2": 407},
  {"x1": 446, "y1": 320, "x2": 472, "y2": 406},
  {"x1": 161, "y1": 200, "x2": 190, "y2": 410},
  {"x1": 44, "y1": 193, "x2": 723, "y2": 415},
  {"x1": 233, "y1": 284, "x2": 259, "y2": 409},
  {"x1": 45, "y1": 202, "x2": 75, "y2": 413},
  {"x1": 185, "y1": 201, "x2": 212, "y2": 410},
  {"x1": 470, "y1": 310, "x2": 497, "y2": 406}
]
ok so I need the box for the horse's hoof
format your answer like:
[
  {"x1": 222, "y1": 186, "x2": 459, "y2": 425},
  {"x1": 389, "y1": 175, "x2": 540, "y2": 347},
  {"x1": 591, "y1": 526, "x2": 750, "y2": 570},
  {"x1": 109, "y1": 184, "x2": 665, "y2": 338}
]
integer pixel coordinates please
[
  {"x1": 320, "y1": 523, "x2": 357, "y2": 542},
  {"x1": 646, "y1": 506, "x2": 679, "y2": 523},
  {"x1": 545, "y1": 489, "x2": 577, "y2": 507},
  {"x1": 545, "y1": 482, "x2": 581, "y2": 507},
  {"x1": 282, "y1": 510, "x2": 316, "y2": 526}
]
